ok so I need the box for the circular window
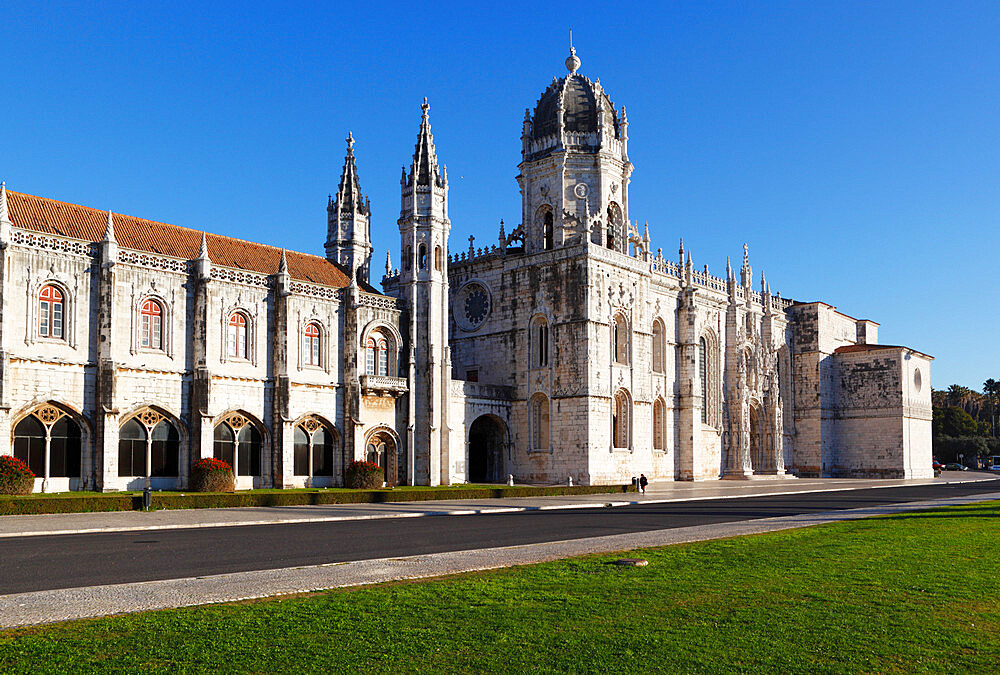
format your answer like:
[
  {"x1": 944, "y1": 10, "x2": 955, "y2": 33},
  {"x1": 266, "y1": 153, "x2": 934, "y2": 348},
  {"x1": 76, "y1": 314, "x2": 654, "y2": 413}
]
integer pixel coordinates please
[
  {"x1": 914, "y1": 368, "x2": 922, "y2": 392},
  {"x1": 453, "y1": 282, "x2": 491, "y2": 332}
]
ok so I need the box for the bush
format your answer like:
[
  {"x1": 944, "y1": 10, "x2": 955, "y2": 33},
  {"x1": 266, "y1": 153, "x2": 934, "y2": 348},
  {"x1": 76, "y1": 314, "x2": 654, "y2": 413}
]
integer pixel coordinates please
[
  {"x1": 345, "y1": 460, "x2": 385, "y2": 489},
  {"x1": 933, "y1": 436, "x2": 990, "y2": 464},
  {"x1": 0, "y1": 455, "x2": 35, "y2": 495},
  {"x1": 190, "y1": 457, "x2": 235, "y2": 493}
]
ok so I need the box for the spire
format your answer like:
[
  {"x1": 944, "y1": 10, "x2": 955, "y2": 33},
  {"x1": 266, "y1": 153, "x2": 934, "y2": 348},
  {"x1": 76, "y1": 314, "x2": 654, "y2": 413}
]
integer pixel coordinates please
[
  {"x1": 103, "y1": 210, "x2": 116, "y2": 243},
  {"x1": 334, "y1": 132, "x2": 366, "y2": 213},
  {"x1": 566, "y1": 30, "x2": 581, "y2": 74},
  {"x1": 741, "y1": 243, "x2": 752, "y2": 288},
  {"x1": 198, "y1": 231, "x2": 211, "y2": 261},
  {"x1": 385, "y1": 250, "x2": 392, "y2": 277},
  {"x1": 278, "y1": 248, "x2": 288, "y2": 275},
  {"x1": 726, "y1": 256, "x2": 733, "y2": 280},
  {"x1": 0, "y1": 181, "x2": 9, "y2": 225},
  {"x1": 409, "y1": 97, "x2": 442, "y2": 186},
  {"x1": 678, "y1": 238, "x2": 685, "y2": 266}
]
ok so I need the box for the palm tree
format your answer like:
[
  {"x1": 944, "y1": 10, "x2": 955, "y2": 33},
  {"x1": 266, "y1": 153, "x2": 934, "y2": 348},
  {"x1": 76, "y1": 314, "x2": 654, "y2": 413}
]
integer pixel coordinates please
[{"x1": 984, "y1": 379, "x2": 1000, "y2": 438}]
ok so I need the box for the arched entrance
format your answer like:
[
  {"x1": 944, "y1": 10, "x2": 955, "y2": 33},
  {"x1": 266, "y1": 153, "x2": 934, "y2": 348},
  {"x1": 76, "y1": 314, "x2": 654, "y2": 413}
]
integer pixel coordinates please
[
  {"x1": 366, "y1": 430, "x2": 400, "y2": 487},
  {"x1": 749, "y1": 404, "x2": 764, "y2": 472},
  {"x1": 468, "y1": 415, "x2": 506, "y2": 483}
]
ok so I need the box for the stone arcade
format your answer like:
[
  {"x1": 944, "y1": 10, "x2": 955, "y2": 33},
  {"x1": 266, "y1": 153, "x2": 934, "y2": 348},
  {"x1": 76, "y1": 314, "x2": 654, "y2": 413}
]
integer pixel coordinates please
[{"x1": 0, "y1": 49, "x2": 932, "y2": 492}]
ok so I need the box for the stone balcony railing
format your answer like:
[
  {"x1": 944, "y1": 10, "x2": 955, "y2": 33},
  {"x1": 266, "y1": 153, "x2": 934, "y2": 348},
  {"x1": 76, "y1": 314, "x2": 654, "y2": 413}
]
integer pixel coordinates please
[{"x1": 360, "y1": 375, "x2": 408, "y2": 396}]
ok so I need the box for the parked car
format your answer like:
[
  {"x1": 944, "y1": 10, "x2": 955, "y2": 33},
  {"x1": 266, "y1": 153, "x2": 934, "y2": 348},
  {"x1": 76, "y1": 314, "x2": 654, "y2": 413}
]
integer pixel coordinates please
[{"x1": 944, "y1": 463, "x2": 968, "y2": 471}]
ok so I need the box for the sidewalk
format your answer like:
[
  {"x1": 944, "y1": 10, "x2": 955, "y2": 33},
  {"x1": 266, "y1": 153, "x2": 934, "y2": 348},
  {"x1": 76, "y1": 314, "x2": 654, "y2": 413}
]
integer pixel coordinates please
[{"x1": 0, "y1": 472, "x2": 995, "y2": 539}]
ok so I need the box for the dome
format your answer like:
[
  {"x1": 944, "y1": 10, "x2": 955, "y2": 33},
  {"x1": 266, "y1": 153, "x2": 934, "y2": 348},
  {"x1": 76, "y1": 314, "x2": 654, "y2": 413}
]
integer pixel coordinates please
[{"x1": 532, "y1": 74, "x2": 619, "y2": 140}]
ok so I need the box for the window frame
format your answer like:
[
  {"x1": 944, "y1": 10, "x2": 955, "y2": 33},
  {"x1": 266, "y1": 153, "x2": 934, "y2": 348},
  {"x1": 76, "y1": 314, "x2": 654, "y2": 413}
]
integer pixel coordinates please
[
  {"x1": 303, "y1": 322, "x2": 322, "y2": 367},
  {"x1": 227, "y1": 311, "x2": 250, "y2": 361},
  {"x1": 139, "y1": 298, "x2": 164, "y2": 351},
  {"x1": 37, "y1": 284, "x2": 66, "y2": 340}
]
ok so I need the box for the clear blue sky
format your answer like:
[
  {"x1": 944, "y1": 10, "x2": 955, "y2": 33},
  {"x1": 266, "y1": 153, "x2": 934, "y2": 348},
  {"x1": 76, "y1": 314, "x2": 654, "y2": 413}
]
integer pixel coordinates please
[{"x1": 4, "y1": 1, "x2": 998, "y2": 390}]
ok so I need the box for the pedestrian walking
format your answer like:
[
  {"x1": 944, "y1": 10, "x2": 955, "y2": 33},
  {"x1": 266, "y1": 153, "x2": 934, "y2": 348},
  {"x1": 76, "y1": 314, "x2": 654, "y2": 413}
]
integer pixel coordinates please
[{"x1": 639, "y1": 473, "x2": 648, "y2": 494}]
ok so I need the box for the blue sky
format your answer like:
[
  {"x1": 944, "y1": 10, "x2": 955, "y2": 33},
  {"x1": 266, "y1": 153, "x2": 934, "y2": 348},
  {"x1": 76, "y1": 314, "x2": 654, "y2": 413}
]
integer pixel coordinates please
[{"x1": 4, "y1": 1, "x2": 998, "y2": 389}]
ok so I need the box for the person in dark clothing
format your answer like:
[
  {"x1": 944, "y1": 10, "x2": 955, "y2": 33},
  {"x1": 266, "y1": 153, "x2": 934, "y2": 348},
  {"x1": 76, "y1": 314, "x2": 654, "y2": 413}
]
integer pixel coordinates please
[{"x1": 639, "y1": 473, "x2": 648, "y2": 494}]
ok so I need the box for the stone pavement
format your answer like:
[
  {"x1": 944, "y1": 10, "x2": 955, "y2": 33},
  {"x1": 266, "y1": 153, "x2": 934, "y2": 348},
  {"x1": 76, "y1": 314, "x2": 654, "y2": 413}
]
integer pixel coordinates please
[{"x1": 0, "y1": 472, "x2": 993, "y2": 538}]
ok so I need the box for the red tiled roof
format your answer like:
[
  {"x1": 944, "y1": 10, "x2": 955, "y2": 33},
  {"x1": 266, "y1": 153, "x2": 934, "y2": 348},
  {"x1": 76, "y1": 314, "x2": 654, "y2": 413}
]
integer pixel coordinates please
[{"x1": 6, "y1": 190, "x2": 358, "y2": 289}]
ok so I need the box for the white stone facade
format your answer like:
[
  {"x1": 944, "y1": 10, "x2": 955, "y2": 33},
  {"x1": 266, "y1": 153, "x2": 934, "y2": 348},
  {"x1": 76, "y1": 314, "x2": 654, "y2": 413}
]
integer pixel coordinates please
[{"x1": 0, "y1": 49, "x2": 932, "y2": 492}]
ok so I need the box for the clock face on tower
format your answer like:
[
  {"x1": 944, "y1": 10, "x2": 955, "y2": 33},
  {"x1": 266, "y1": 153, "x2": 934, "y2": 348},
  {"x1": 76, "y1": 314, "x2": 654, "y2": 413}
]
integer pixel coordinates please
[{"x1": 454, "y1": 281, "x2": 491, "y2": 332}]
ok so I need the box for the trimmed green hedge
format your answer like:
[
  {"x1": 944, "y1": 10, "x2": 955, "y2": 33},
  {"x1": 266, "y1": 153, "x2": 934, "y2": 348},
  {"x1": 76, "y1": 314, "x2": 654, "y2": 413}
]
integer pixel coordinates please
[{"x1": 0, "y1": 484, "x2": 637, "y2": 516}]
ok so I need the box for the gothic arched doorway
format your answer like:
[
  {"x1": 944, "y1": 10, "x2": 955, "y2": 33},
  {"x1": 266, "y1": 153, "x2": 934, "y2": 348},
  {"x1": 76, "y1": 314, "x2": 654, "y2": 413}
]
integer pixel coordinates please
[
  {"x1": 468, "y1": 415, "x2": 506, "y2": 483},
  {"x1": 365, "y1": 430, "x2": 400, "y2": 487}
]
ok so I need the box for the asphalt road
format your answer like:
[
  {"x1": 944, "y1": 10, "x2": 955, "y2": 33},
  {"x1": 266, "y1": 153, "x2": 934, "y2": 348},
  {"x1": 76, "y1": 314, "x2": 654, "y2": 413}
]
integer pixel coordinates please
[{"x1": 2, "y1": 480, "x2": 998, "y2": 595}]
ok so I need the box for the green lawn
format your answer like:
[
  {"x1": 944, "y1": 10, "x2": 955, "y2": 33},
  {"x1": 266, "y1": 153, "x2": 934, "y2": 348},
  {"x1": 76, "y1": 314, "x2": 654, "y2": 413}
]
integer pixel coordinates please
[{"x1": 2, "y1": 501, "x2": 999, "y2": 673}]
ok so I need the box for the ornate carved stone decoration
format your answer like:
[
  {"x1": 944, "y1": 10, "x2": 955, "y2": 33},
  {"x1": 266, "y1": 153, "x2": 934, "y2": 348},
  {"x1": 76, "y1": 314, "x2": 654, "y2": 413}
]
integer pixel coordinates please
[
  {"x1": 136, "y1": 409, "x2": 164, "y2": 429},
  {"x1": 36, "y1": 405, "x2": 63, "y2": 426}
]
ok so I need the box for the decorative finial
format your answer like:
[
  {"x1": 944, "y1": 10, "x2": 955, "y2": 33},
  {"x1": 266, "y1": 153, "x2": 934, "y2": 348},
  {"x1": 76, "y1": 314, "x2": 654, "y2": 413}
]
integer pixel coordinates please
[
  {"x1": 198, "y1": 231, "x2": 210, "y2": 260},
  {"x1": 421, "y1": 97, "x2": 429, "y2": 117},
  {"x1": 346, "y1": 131, "x2": 354, "y2": 152},
  {"x1": 103, "y1": 210, "x2": 116, "y2": 243},
  {"x1": 0, "y1": 181, "x2": 8, "y2": 221},
  {"x1": 278, "y1": 248, "x2": 288, "y2": 275},
  {"x1": 565, "y1": 31, "x2": 581, "y2": 74},
  {"x1": 385, "y1": 250, "x2": 392, "y2": 276}
]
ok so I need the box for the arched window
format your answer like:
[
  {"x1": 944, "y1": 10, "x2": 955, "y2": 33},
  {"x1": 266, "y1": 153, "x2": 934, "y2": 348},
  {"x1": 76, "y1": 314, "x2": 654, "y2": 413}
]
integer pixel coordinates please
[
  {"x1": 653, "y1": 398, "x2": 666, "y2": 451},
  {"x1": 607, "y1": 202, "x2": 623, "y2": 253},
  {"x1": 613, "y1": 389, "x2": 632, "y2": 449},
  {"x1": 303, "y1": 322, "x2": 321, "y2": 366},
  {"x1": 652, "y1": 319, "x2": 665, "y2": 373},
  {"x1": 531, "y1": 316, "x2": 549, "y2": 368},
  {"x1": 405, "y1": 245, "x2": 412, "y2": 271},
  {"x1": 366, "y1": 331, "x2": 391, "y2": 376},
  {"x1": 699, "y1": 337, "x2": 708, "y2": 424},
  {"x1": 13, "y1": 415, "x2": 46, "y2": 476},
  {"x1": 294, "y1": 420, "x2": 337, "y2": 478},
  {"x1": 543, "y1": 211, "x2": 554, "y2": 251},
  {"x1": 434, "y1": 246, "x2": 441, "y2": 270},
  {"x1": 237, "y1": 425, "x2": 262, "y2": 477},
  {"x1": 38, "y1": 284, "x2": 64, "y2": 339},
  {"x1": 529, "y1": 394, "x2": 550, "y2": 451},
  {"x1": 14, "y1": 407, "x2": 81, "y2": 481},
  {"x1": 119, "y1": 419, "x2": 147, "y2": 477},
  {"x1": 228, "y1": 312, "x2": 249, "y2": 360},
  {"x1": 365, "y1": 431, "x2": 397, "y2": 485},
  {"x1": 418, "y1": 244, "x2": 427, "y2": 270},
  {"x1": 213, "y1": 424, "x2": 235, "y2": 468},
  {"x1": 613, "y1": 314, "x2": 629, "y2": 364},
  {"x1": 140, "y1": 299, "x2": 163, "y2": 350},
  {"x1": 150, "y1": 420, "x2": 179, "y2": 477}
]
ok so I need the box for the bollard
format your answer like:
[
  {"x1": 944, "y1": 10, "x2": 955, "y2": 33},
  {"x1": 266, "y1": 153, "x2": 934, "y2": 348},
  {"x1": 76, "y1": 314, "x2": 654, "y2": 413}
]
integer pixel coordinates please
[
  {"x1": 568, "y1": 476, "x2": 573, "y2": 487},
  {"x1": 142, "y1": 487, "x2": 152, "y2": 511},
  {"x1": 507, "y1": 474, "x2": 514, "y2": 486}
]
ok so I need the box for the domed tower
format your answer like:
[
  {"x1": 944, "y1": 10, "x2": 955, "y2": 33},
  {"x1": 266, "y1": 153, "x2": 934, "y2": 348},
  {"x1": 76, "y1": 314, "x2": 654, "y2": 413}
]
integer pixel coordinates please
[{"x1": 517, "y1": 47, "x2": 632, "y2": 254}]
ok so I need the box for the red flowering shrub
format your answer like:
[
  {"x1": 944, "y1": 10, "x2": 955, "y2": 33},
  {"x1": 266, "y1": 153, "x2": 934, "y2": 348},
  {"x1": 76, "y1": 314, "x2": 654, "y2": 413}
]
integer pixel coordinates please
[
  {"x1": 190, "y1": 457, "x2": 235, "y2": 493},
  {"x1": 0, "y1": 455, "x2": 35, "y2": 495},
  {"x1": 345, "y1": 460, "x2": 385, "y2": 489}
]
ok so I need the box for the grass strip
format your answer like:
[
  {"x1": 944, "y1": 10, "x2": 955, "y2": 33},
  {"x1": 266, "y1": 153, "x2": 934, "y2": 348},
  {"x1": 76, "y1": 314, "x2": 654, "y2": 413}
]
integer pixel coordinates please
[
  {"x1": 1, "y1": 500, "x2": 999, "y2": 672},
  {"x1": 0, "y1": 483, "x2": 635, "y2": 516}
]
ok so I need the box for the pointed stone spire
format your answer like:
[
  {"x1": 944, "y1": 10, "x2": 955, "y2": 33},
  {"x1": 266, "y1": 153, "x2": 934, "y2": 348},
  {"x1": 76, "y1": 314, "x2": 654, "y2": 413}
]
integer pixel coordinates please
[
  {"x1": 678, "y1": 238, "x2": 685, "y2": 266},
  {"x1": 334, "y1": 132, "x2": 365, "y2": 213},
  {"x1": 409, "y1": 97, "x2": 442, "y2": 187},
  {"x1": 385, "y1": 250, "x2": 392, "y2": 277},
  {"x1": 103, "y1": 210, "x2": 117, "y2": 243},
  {"x1": 198, "y1": 231, "x2": 211, "y2": 260},
  {"x1": 726, "y1": 256, "x2": 733, "y2": 280},
  {"x1": 741, "y1": 243, "x2": 752, "y2": 289},
  {"x1": 0, "y1": 181, "x2": 9, "y2": 223},
  {"x1": 278, "y1": 248, "x2": 289, "y2": 275}
]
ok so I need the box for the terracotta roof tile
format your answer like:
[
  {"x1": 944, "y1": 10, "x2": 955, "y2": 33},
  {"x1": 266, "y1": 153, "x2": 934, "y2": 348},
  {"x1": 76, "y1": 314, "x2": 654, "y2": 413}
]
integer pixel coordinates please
[
  {"x1": 834, "y1": 344, "x2": 932, "y2": 359},
  {"x1": 6, "y1": 190, "x2": 361, "y2": 290}
]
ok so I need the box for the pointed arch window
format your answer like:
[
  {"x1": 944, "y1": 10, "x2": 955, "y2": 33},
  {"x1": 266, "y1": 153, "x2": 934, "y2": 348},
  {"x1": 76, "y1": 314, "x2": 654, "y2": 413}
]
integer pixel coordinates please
[
  {"x1": 140, "y1": 299, "x2": 163, "y2": 350},
  {"x1": 607, "y1": 202, "x2": 623, "y2": 253},
  {"x1": 304, "y1": 322, "x2": 322, "y2": 366},
  {"x1": 13, "y1": 407, "x2": 81, "y2": 481},
  {"x1": 294, "y1": 419, "x2": 337, "y2": 479},
  {"x1": 434, "y1": 246, "x2": 442, "y2": 270},
  {"x1": 213, "y1": 415, "x2": 262, "y2": 477},
  {"x1": 613, "y1": 389, "x2": 632, "y2": 449},
  {"x1": 529, "y1": 393, "x2": 550, "y2": 451},
  {"x1": 38, "y1": 284, "x2": 64, "y2": 339},
  {"x1": 228, "y1": 312, "x2": 249, "y2": 360},
  {"x1": 653, "y1": 398, "x2": 666, "y2": 451},
  {"x1": 613, "y1": 313, "x2": 630, "y2": 365},
  {"x1": 543, "y1": 211, "x2": 554, "y2": 250},
  {"x1": 652, "y1": 319, "x2": 665, "y2": 373},
  {"x1": 699, "y1": 338, "x2": 708, "y2": 423},
  {"x1": 418, "y1": 244, "x2": 427, "y2": 270},
  {"x1": 531, "y1": 316, "x2": 549, "y2": 368}
]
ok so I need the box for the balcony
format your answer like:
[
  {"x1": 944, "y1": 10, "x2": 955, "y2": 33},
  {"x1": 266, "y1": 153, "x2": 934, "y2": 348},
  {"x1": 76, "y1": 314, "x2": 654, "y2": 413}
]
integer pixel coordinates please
[{"x1": 361, "y1": 375, "x2": 408, "y2": 396}]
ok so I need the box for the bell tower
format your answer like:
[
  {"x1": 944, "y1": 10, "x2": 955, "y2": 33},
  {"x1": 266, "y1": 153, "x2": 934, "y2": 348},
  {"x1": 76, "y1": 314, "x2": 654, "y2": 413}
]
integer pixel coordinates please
[
  {"x1": 326, "y1": 132, "x2": 373, "y2": 283},
  {"x1": 397, "y1": 99, "x2": 451, "y2": 486},
  {"x1": 516, "y1": 47, "x2": 633, "y2": 254}
]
